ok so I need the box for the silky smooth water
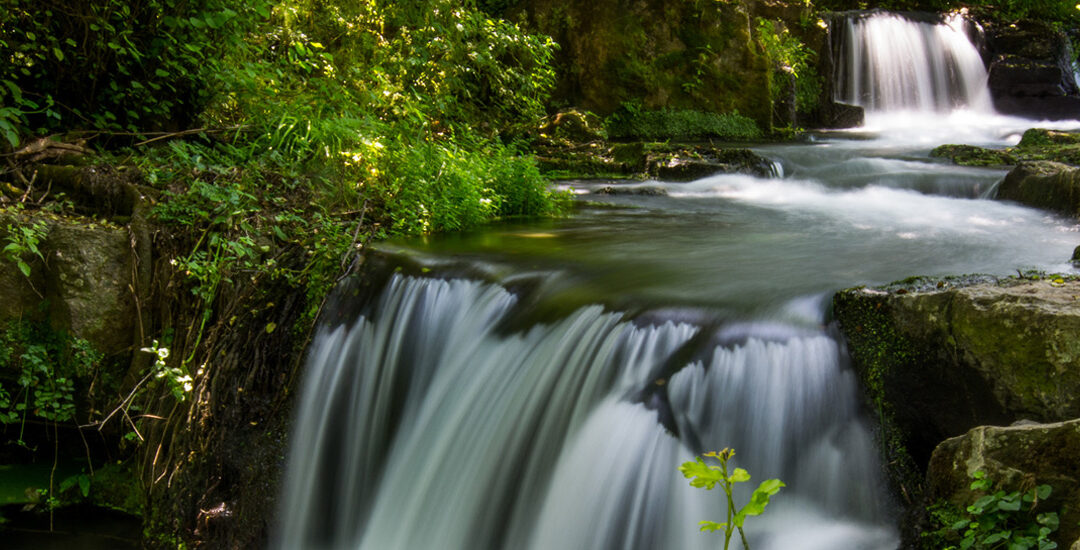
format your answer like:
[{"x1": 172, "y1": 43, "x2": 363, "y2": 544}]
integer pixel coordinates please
[
  {"x1": 836, "y1": 12, "x2": 992, "y2": 112},
  {"x1": 276, "y1": 13, "x2": 1080, "y2": 550}
]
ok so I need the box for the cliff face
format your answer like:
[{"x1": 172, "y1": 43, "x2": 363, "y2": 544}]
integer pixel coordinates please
[{"x1": 507, "y1": 0, "x2": 773, "y2": 125}]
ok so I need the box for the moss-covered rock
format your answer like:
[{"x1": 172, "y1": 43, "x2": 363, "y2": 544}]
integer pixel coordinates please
[
  {"x1": 833, "y1": 278, "x2": 1080, "y2": 497},
  {"x1": 0, "y1": 211, "x2": 137, "y2": 355},
  {"x1": 1019, "y1": 128, "x2": 1080, "y2": 148},
  {"x1": 932, "y1": 129, "x2": 1080, "y2": 170},
  {"x1": 929, "y1": 144, "x2": 1016, "y2": 167},
  {"x1": 927, "y1": 419, "x2": 1080, "y2": 549},
  {"x1": 996, "y1": 161, "x2": 1080, "y2": 217}
]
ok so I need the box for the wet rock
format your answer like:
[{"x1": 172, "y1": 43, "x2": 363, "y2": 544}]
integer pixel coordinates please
[
  {"x1": 985, "y1": 21, "x2": 1080, "y2": 120},
  {"x1": 593, "y1": 185, "x2": 668, "y2": 196},
  {"x1": 1072, "y1": 245, "x2": 1080, "y2": 265},
  {"x1": 538, "y1": 142, "x2": 775, "y2": 181},
  {"x1": 833, "y1": 278, "x2": 1080, "y2": 493},
  {"x1": 927, "y1": 419, "x2": 1080, "y2": 549},
  {"x1": 821, "y1": 101, "x2": 865, "y2": 129},
  {"x1": 645, "y1": 146, "x2": 775, "y2": 180},
  {"x1": 996, "y1": 161, "x2": 1080, "y2": 217}
]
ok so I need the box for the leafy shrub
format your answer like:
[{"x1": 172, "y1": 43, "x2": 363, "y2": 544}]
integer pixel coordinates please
[
  {"x1": 0, "y1": 320, "x2": 102, "y2": 430},
  {"x1": 605, "y1": 103, "x2": 762, "y2": 141},
  {"x1": 368, "y1": 136, "x2": 569, "y2": 235},
  {"x1": 755, "y1": 18, "x2": 823, "y2": 117},
  {"x1": 925, "y1": 470, "x2": 1061, "y2": 550}
]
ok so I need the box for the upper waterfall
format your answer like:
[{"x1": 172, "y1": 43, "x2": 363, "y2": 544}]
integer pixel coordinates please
[{"x1": 835, "y1": 12, "x2": 994, "y2": 113}]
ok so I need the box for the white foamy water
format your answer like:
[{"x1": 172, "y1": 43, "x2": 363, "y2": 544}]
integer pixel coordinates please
[{"x1": 276, "y1": 276, "x2": 899, "y2": 550}]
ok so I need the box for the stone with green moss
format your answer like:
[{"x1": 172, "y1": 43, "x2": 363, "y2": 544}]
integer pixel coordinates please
[
  {"x1": 833, "y1": 277, "x2": 1080, "y2": 507},
  {"x1": 929, "y1": 144, "x2": 1016, "y2": 167},
  {"x1": 997, "y1": 161, "x2": 1080, "y2": 217},
  {"x1": 1018, "y1": 128, "x2": 1080, "y2": 148}
]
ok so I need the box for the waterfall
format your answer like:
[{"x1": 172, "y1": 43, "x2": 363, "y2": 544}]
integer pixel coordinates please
[
  {"x1": 836, "y1": 12, "x2": 993, "y2": 113},
  {"x1": 275, "y1": 274, "x2": 898, "y2": 550}
]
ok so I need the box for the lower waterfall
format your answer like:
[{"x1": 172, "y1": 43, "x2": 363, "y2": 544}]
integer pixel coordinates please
[{"x1": 275, "y1": 275, "x2": 898, "y2": 550}]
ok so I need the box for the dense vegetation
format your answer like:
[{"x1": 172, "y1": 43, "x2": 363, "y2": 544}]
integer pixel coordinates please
[
  {"x1": 0, "y1": 0, "x2": 569, "y2": 543},
  {"x1": 1, "y1": 0, "x2": 567, "y2": 231}
]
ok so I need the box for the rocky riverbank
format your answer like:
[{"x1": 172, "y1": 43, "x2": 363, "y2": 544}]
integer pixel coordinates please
[{"x1": 833, "y1": 275, "x2": 1080, "y2": 549}]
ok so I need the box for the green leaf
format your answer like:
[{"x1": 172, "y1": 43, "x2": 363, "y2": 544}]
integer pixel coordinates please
[
  {"x1": 998, "y1": 497, "x2": 1022, "y2": 512},
  {"x1": 679, "y1": 458, "x2": 722, "y2": 490},
  {"x1": 1036, "y1": 512, "x2": 1059, "y2": 531},
  {"x1": 155, "y1": 68, "x2": 170, "y2": 78},
  {"x1": 1, "y1": 79, "x2": 21, "y2": 103},
  {"x1": 729, "y1": 468, "x2": 750, "y2": 483},
  {"x1": 78, "y1": 475, "x2": 90, "y2": 497},
  {"x1": 1036, "y1": 485, "x2": 1052, "y2": 500},
  {"x1": 17, "y1": 261, "x2": 30, "y2": 278},
  {"x1": 52, "y1": 47, "x2": 64, "y2": 61},
  {"x1": 732, "y1": 479, "x2": 785, "y2": 527},
  {"x1": 699, "y1": 521, "x2": 725, "y2": 533}
]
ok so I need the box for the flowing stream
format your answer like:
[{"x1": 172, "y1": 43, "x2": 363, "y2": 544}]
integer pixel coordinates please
[{"x1": 276, "y1": 12, "x2": 1080, "y2": 550}]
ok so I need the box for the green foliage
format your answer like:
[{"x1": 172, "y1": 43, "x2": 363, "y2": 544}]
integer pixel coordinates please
[
  {"x1": 755, "y1": 18, "x2": 822, "y2": 117},
  {"x1": 0, "y1": 0, "x2": 257, "y2": 139},
  {"x1": 1, "y1": 205, "x2": 47, "y2": 279},
  {"x1": 367, "y1": 137, "x2": 569, "y2": 235},
  {"x1": 926, "y1": 471, "x2": 1061, "y2": 550},
  {"x1": 606, "y1": 103, "x2": 762, "y2": 141},
  {"x1": 680, "y1": 448, "x2": 785, "y2": 550},
  {"x1": 0, "y1": 320, "x2": 102, "y2": 433}
]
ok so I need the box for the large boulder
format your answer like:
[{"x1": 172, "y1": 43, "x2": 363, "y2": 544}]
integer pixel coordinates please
[
  {"x1": 996, "y1": 161, "x2": 1080, "y2": 217},
  {"x1": 43, "y1": 221, "x2": 137, "y2": 355},
  {"x1": 927, "y1": 419, "x2": 1080, "y2": 549},
  {"x1": 833, "y1": 278, "x2": 1080, "y2": 492}
]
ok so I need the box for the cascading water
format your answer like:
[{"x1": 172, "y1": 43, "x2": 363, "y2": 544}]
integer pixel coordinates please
[
  {"x1": 276, "y1": 275, "x2": 899, "y2": 550},
  {"x1": 836, "y1": 12, "x2": 993, "y2": 113}
]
